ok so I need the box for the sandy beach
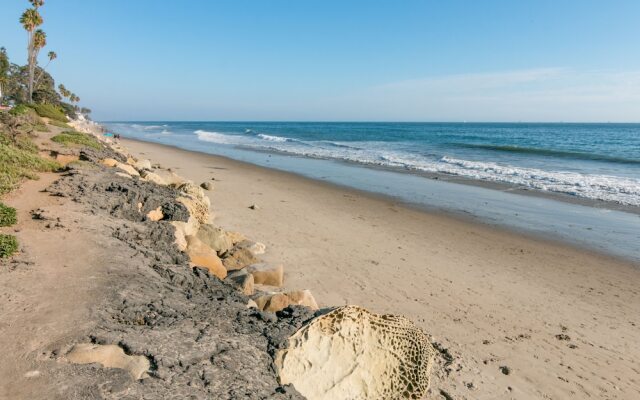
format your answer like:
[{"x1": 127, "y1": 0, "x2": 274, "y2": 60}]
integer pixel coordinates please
[{"x1": 122, "y1": 138, "x2": 640, "y2": 399}]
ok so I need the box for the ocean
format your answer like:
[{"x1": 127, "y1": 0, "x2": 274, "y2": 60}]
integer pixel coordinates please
[{"x1": 104, "y1": 121, "x2": 640, "y2": 261}]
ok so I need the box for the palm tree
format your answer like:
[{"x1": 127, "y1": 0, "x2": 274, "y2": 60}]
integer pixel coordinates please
[
  {"x1": 20, "y1": 7, "x2": 43, "y2": 102},
  {"x1": 34, "y1": 50, "x2": 56, "y2": 90}
]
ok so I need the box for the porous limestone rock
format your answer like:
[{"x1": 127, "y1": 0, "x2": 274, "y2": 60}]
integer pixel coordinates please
[
  {"x1": 185, "y1": 235, "x2": 227, "y2": 279},
  {"x1": 100, "y1": 158, "x2": 119, "y2": 167},
  {"x1": 171, "y1": 221, "x2": 189, "y2": 251},
  {"x1": 66, "y1": 343, "x2": 150, "y2": 380},
  {"x1": 177, "y1": 196, "x2": 210, "y2": 225},
  {"x1": 238, "y1": 240, "x2": 266, "y2": 256},
  {"x1": 146, "y1": 206, "x2": 164, "y2": 222},
  {"x1": 196, "y1": 224, "x2": 233, "y2": 255},
  {"x1": 153, "y1": 169, "x2": 187, "y2": 186},
  {"x1": 226, "y1": 231, "x2": 247, "y2": 245},
  {"x1": 254, "y1": 290, "x2": 318, "y2": 313},
  {"x1": 115, "y1": 162, "x2": 140, "y2": 177},
  {"x1": 246, "y1": 263, "x2": 284, "y2": 287},
  {"x1": 275, "y1": 305, "x2": 436, "y2": 400},
  {"x1": 222, "y1": 246, "x2": 259, "y2": 271},
  {"x1": 225, "y1": 269, "x2": 255, "y2": 296}
]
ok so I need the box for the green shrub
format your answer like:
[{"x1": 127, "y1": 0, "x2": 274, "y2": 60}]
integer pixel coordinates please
[
  {"x1": 0, "y1": 203, "x2": 17, "y2": 227},
  {"x1": 29, "y1": 103, "x2": 68, "y2": 122},
  {"x1": 0, "y1": 234, "x2": 18, "y2": 258},
  {"x1": 9, "y1": 104, "x2": 31, "y2": 116},
  {"x1": 48, "y1": 119, "x2": 72, "y2": 129},
  {"x1": 0, "y1": 137, "x2": 60, "y2": 195},
  {"x1": 51, "y1": 131, "x2": 102, "y2": 149}
]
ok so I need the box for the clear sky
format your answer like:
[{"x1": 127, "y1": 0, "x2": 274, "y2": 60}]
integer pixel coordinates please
[{"x1": 1, "y1": 0, "x2": 639, "y2": 122}]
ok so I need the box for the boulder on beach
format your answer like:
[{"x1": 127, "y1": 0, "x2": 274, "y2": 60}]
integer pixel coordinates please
[
  {"x1": 115, "y1": 162, "x2": 140, "y2": 177},
  {"x1": 246, "y1": 263, "x2": 284, "y2": 287},
  {"x1": 200, "y1": 181, "x2": 213, "y2": 191},
  {"x1": 139, "y1": 170, "x2": 167, "y2": 186},
  {"x1": 226, "y1": 231, "x2": 247, "y2": 245},
  {"x1": 100, "y1": 158, "x2": 119, "y2": 167},
  {"x1": 222, "y1": 246, "x2": 259, "y2": 271},
  {"x1": 153, "y1": 169, "x2": 187, "y2": 186},
  {"x1": 225, "y1": 269, "x2": 255, "y2": 295},
  {"x1": 196, "y1": 224, "x2": 234, "y2": 255},
  {"x1": 66, "y1": 343, "x2": 149, "y2": 380},
  {"x1": 275, "y1": 305, "x2": 436, "y2": 400},
  {"x1": 238, "y1": 240, "x2": 266, "y2": 256},
  {"x1": 134, "y1": 159, "x2": 152, "y2": 171},
  {"x1": 185, "y1": 235, "x2": 227, "y2": 279},
  {"x1": 254, "y1": 289, "x2": 318, "y2": 312}
]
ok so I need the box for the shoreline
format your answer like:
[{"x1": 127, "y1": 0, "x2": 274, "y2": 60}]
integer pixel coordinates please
[{"x1": 123, "y1": 137, "x2": 640, "y2": 265}]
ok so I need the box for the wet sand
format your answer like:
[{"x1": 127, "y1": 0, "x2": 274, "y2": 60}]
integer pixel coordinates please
[{"x1": 123, "y1": 138, "x2": 640, "y2": 399}]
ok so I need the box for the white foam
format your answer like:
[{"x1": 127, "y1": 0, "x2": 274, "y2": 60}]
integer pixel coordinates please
[{"x1": 258, "y1": 133, "x2": 289, "y2": 142}]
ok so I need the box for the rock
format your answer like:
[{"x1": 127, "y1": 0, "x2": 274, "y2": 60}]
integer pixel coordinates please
[
  {"x1": 134, "y1": 159, "x2": 152, "y2": 170},
  {"x1": 246, "y1": 299, "x2": 258, "y2": 308},
  {"x1": 171, "y1": 222, "x2": 188, "y2": 251},
  {"x1": 140, "y1": 171, "x2": 167, "y2": 186},
  {"x1": 115, "y1": 172, "x2": 132, "y2": 179},
  {"x1": 100, "y1": 158, "x2": 119, "y2": 167},
  {"x1": 225, "y1": 269, "x2": 255, "y2": 296},
  {"x1": 238, "y1": 240, "x2": 266, "y2": 256},
  {"x1": 254, "y1": 290, "x2": 318, "y2": 313},
  {"x1": 153, "y1": 169, "x2": 187, "y2": 186},
  {"x1": 56, "y1": 154, "x2": 79, "y2": 166},
  {"x1": 126, "y1": 157, "x2": 137, "y2": 165},
  {"x1": 222, "y1": 246, "x2": 259, "y2": 271},
  {"x1": 249, "y1": 204, "x2": 260, "y2": 210},
  {"x1": 196, "y1": 224, "x2": 233, "y2": 255},
  {"x1": 246, "y1": 263, "x2": 284, "y2": 287},
  {"x1": 185, "y1": 235, "x2": 227, "y2": 279},
  {"x1": 275, "y1": 305, "x2": 436, "y2": 400},
  {"x1": 200, "y1": 181, "x2": 213, "y2": 191},
  {"x1": 172, "y1": 216, "x2": 200, "y2": 238},
  {"x1": 177, "y1": 196, "x2": 210, "y2": 225},
  {"x1": 115, "y1": 162, "x2": 140, "y2": 177},
  {"x1": 226, "y1": 231, "x2": 247, "y2": 245},
  {"x1": 146, "y1": 206, "x2": 164, "y2": 222},
  {"x1": 66, "y1": 343, "x2": 150, "y2": 380}
]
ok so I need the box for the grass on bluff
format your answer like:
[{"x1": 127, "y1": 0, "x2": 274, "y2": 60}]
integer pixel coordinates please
[
  {"x1": 0, "y1": 234, "x2": 18, "y2": 258},
  {"x1": 29, "y1": 103, "x2": 68, "y2": 123},
  {"x1": 0, "y1": 203, "x2": 17, "y2": 227},
  {"x1": 47, "y1": 119, "x2": 72, "y2": 129},
  {"x1": 0, "y1": 130, "x2": 60, "y2": 196},
  {"x1": 51, "y1": 130, "x2": 102, "y2": 149}
]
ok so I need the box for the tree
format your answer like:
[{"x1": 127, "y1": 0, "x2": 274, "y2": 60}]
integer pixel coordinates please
[
  {"x1": 0, "y1": 48, "x2": 9, "y2": 103},
  {"x1": 33, "y1": 50, "x2": 56, "y2": 90},
  {"x1": 19, "y1": 1, "x2": 44, "y2": 102}
]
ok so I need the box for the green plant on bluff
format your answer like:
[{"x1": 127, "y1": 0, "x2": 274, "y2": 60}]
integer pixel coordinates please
[
  {"x1": 29, "y1": 103, "x2": 67, "y2": 122},
  {"x1": 0, "y1": 203, "x2": 17, "y2": 227},
  {"x1": 0, "y1": 234, "x2": 18, "y2": 258},
  {"x1": 51, "y1": 130, "x2": 101, "y2": 149},
  {"x1": 47, "y1": 119, "x2": 71, "y2": 129},
  {"x1": 0, "y1": 130, "x2": 59, "y2": 195}
]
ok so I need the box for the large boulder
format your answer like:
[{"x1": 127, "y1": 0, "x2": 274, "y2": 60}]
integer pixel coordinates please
[
  {"x1": 275, "y1": 305, "x2": 436, "y2": 400},
  {"x1": 196, "y1": 224, "x2": 234, "y2": 255},
  {"x1": 115, "y1": 162, "x2": 140, "y2": 177},
  {"x1": 185, "y1": 235, "x2": 227, "y2": 280},
  {"x1": 134, "y1": 159, "x2": 152, "y2": 171},
  {"x1": 177, "y1": 196, "x2": 210, "y2": 225},
  {"x1": 140, "y1": 170, "x2": 168, "y2": 186},
  {"x1": 246, "y1": 263, "x2": 284, "y2": 287}
]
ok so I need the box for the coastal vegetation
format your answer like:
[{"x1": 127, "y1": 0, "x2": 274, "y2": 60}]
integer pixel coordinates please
[
  {"x1": 51, "y1": 130, "x2": 102, "y2": 149},
  {"x1": 0, "y1": 234, "x2": 18, "y2": 258},
  {"x1": 0, "y1": 203, "x2": 17, "y2": 227}
]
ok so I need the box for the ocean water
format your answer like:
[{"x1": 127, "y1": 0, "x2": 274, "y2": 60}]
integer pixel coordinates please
[{"x1": 104, "y1": 121, "x2": 640, "y2": 261}]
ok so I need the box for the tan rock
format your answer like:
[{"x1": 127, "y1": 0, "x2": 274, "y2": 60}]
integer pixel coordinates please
[
  {"x1": 153, "y1": 170, "x2": 187, "y2": 186},
  {"x1": 225, "y1": 269, "x2": 255, "y2": 296},
  {"x1": 246, "y1": 263, "x2": 284, "y2": 287},
  {"x1": 146, "y1": 206, "x2": 164, "y2": 222},
  {"x1": 126, "y1": 157, "x2": 136, "y2": 165},
  {"x1": 56, "y1": 154, "x2": 79, "y2": 166},
  {"x1": 196, "y1": 224, "x2": 233, "y2": 255},
  {"x1": 238, "y1": 240, "x2": 266, "y2": 256},
  {"x1": 134, "y1": 159, "x2": 152, "y2": 170},
  {"x1": 222, "y1": 246, "x2": 258, "y2": 271},
  {"x1": 226, "y1": 231, "x2": 247, "y2": 245},
  {"x1": 254, "y1": 290, "x2": 318, "y2": 313},
  {"x1": 186, "y1": 235, "x2": 227, "y2": 279},
  {"x1": 177, "y1": 196, "x2": 210, "y2": 225},
  {"x1": 171, "y1": 222, "x2": 188, "y2": 251},
  {"x1": 66, "y1": 343, "x2": 149, "y2": 380},
  {"x1": 246, "y1": 299, "x2": 258, "y2": 309},
  {"x1": 140, "y1": 171, "x2": 167, "y2": 186},
  {"x1": 101, "y1": 158, "x2": 119, "y2": 167},
  {"x1": 275, "y1": 305, "x2": 436, "y2": 400},
  {"x1": 115, "y1": 162, "x2": 140, "y2": 177},
  {"x1": 115, "y1": 172, "x2": 132, "y2": 179}
]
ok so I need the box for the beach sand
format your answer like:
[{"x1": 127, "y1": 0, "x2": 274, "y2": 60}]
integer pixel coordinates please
[{"x1": 124, "y1": 138, "x2": 640, "y2": 399}]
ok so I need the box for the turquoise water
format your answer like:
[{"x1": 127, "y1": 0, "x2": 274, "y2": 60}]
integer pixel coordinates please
[{"x1": 105, "y1": 122, "x2": 640, "y2": 261}]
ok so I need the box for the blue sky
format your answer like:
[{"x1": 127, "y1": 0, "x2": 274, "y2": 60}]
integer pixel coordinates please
[{"x1": 1, "y1": 0, "x2": 639, "y2": 122}]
